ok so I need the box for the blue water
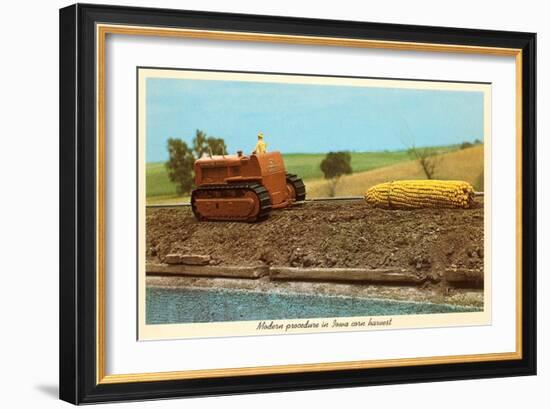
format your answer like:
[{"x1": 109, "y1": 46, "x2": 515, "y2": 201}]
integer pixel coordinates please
[{"x1": 146, "y1": 287, "x2": 481, "y2": 325}]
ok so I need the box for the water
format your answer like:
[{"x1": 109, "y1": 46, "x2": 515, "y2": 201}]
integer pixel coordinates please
[{"x1": 146, "y1": 287, "x2": 481, "y2": 325}]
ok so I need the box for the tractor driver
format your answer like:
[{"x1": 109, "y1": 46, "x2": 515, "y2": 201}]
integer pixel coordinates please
[{"x1": 254, "y1": 132, "x2": 267, "y2": 154}]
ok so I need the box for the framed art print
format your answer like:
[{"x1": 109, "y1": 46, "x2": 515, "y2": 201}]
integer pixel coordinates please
[{"x1": 59, "y1": 3, "x2": 536, "y2": 404}]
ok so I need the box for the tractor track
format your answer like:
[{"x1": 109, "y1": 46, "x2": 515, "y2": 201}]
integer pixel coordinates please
[
  {"x1": 146, "y1": 196, "x2": 365, "y2": 209},
  {"x1": 146, "y1": 192, "x2": 483, "y2": 208}
]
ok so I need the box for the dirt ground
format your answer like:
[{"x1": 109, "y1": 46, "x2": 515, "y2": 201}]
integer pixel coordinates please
[{"x1": 146, "y1": 199, "x2": 484, "y2": 275}]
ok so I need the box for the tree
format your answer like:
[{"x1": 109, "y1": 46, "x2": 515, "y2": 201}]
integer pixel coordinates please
[
  {"x1": 165, "y1": 138, "x2": 195, "y2": 195},
  {"x1": 320, "y1": 151, "x2": 353, "y2": 197},
  {"x1": 192, "y1": 129, "x2": 209, "y2": 158},
  {"x1": 397, "y1": 118, "x2": 440, "y2": 180},
  {"x1": 407, "y1": 144, "x2": 440, "y2": 180},
  {"x1": 165, "y1": 130, "x2": 228, "y2": 195},
  {"x1": 204, "y1": 137, "x2": 227, "y2": 156},
  {"x1": 192, "y1": 129, "x2": 227, "y2": 157}
]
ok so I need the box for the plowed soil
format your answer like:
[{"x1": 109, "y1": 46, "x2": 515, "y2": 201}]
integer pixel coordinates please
[{"x1": 146, "y1": 199, "x2": 484, "y2": 276}]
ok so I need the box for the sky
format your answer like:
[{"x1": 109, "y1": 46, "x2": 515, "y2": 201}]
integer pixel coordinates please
[{"x1": 145, "y1": 77, "x2": 484, "y2": 163}]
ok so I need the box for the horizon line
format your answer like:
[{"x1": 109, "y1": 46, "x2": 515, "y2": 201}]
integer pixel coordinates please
[{"x1": 145, "y1": 142, "x2": 483, "y2": 164}]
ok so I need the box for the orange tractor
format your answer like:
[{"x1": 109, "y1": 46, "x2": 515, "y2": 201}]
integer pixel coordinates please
[{"x1": 191, "y1": 151, "x2": 306, "y2": 222}]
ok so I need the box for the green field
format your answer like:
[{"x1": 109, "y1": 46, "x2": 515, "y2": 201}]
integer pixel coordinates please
[
  {"x1": 146, "y1": 162, "x2": 179, "y2": 198},
  {"x1": 146, "y1": 146, "x2": 459, "y2": 202}
]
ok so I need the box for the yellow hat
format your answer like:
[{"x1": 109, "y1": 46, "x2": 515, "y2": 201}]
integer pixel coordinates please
[{"x1": 257, "y1": 132, "x2": 264, "y2": 139}]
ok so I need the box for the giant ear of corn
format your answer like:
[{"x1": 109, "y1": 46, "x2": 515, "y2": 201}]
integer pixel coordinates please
[{"x1": 364, "y1": 180, "x2": 475, "y2": 209}]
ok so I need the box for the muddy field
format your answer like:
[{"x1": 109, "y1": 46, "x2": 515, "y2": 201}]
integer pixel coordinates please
[{"x1": 146, "y1": 199, "x2": 484, "y2": 276}]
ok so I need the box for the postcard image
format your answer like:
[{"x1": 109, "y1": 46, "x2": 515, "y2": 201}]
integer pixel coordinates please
[{"x1": 137, "y1": 68, "x2": 491, "y2": 340}]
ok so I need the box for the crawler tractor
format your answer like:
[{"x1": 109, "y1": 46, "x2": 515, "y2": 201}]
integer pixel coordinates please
[{"x1": 191, "y1": 151, "x2": 306, "y2": 222}]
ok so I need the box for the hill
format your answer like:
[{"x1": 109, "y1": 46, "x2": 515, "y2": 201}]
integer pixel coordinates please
[
  {"x1": 305, "y1": 145, "x2": 484, "y2": 197},
  {"x1": 282, "y1": 147, "x2": 456, "y2": 181}
]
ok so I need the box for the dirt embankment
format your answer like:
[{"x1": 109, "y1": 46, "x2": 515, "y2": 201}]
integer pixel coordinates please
[{"x1": 146, "y1": 200, "x2": 484, "y2": 276}]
